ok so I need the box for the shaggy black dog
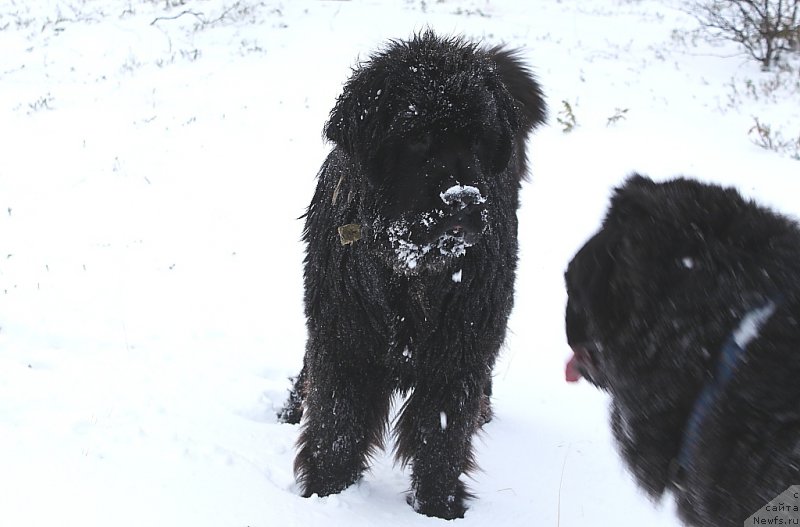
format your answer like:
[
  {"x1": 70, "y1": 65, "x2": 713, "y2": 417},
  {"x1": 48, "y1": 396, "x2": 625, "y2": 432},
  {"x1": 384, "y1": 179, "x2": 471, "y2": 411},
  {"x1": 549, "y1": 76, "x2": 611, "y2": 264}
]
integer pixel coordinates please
[
  {"x1": 278, "y1": 31, "x2": 546, "y2": 519},
  {"x1": 565, "y1": 174, "x2": 800, "y2": 527}
]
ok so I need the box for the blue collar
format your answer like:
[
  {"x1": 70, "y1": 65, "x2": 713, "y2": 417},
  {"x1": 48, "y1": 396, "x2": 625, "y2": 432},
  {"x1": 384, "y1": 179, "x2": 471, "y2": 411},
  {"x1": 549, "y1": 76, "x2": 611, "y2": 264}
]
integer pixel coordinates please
[{"x1": 675, "y1": 299, "x2": 779, "y2": 475}]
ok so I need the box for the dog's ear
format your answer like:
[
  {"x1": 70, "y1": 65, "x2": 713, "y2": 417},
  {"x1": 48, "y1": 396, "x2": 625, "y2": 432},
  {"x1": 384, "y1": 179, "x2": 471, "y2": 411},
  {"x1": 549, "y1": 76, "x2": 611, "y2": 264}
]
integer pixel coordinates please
[
  {"x1": 487, "y1": 46, "x2": 547, "y2": 134},
  {"x1": 606, "y1": 173, "x2": 660, "y2": 226},
  {"x1": 324, "y1": 61, "x2": 391, "y2": 160}
]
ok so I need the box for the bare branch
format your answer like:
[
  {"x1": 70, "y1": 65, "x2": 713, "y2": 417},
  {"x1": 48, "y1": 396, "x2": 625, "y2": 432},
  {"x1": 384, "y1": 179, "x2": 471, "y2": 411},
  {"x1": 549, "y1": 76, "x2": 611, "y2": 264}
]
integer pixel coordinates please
[
  {"x1": 689, "y1": 0, "x2": 800, "y2": 68},
  {"x1": 150, "y1": 10, "x2": 204, "y2": 26}
]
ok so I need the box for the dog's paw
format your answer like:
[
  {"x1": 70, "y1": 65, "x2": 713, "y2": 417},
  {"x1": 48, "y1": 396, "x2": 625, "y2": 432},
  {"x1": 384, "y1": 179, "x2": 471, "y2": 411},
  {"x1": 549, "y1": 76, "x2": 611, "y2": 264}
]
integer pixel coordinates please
[
  {"x1": 408, "y1": 480, "x2": 473, "y2": 520},
  {"x1": 276, "y1": 402, "x2": 303, "y2": 424},
  {"x1": 407, "y1": 491, "x2": 467, "y2": 520},
  {"x1": 299, "y1": 472, "x2": 361, "y2": 499},
  {"x1": 276, "y1": 376, "x2": 305, "y2": 424}
]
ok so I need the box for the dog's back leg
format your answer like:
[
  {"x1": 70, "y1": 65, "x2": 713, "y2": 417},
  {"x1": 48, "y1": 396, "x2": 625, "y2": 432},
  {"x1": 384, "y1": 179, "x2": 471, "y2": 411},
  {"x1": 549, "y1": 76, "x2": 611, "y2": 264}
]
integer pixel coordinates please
[{"x1": 277, "y1": 365, "x2": 308, "y2": 424}]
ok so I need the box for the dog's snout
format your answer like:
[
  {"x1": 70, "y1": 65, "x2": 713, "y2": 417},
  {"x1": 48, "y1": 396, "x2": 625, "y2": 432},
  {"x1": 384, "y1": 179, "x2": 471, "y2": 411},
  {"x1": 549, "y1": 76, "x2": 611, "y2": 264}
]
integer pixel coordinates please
[
  {"x1": 431, "y1": 200, "x2": 486, "y2": 244},
  {"x1": 447, "y1": 189, "x2": 483, "y2": 208},
  {"x1": 440, "y1": 183, "x2": 487, "y2": 211},
  {"x1": 453, "y1": 203, "x2": 484, "y2": 227},
  {"x1": 565, "y1": 342, "x2": 602, "y2": 386}
]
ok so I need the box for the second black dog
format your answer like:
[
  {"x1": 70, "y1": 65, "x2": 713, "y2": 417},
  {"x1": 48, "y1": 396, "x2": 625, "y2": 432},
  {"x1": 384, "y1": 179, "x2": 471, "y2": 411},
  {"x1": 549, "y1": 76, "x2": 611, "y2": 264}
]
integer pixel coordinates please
[
  {"x1": 565, "y1": 174, "x2": 800, "y2": 526},
  {"x1": 279, "y1": 31, "x2": 546, "y2": 519}
]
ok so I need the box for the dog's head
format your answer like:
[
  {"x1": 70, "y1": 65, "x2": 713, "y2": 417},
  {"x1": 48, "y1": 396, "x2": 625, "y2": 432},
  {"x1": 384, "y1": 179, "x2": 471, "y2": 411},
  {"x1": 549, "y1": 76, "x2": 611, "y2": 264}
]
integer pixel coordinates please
[
  {"x1": 325, "y1": 31, "x2": 546, "y2": 275},
  {"x1": 564, "y1": 175, "x2": 791, "y2": 395}
]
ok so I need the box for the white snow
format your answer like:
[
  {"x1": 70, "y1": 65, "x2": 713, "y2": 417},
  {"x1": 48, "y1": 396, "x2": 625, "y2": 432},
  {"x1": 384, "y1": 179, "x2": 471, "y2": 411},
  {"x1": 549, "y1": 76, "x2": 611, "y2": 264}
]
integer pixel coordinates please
[
  {"x1": 452, "y1": 269, "x2": 463, "y2": 283},
  {"x1": 440, "y1": 411, "x2": 448, "y2": 431},
  {"x1": 387, "y1": 216, "x2": 472, "y2": 272},
  {"x1": 1, "y1": 1, "x2": 798, "y2": 526},
  {"x1": 402, "y1": 346, "x2": 412, "y2": 361},
  {"x1": 733, "y1": 300, "x2": 778, "y2": 349},
  {"x1": 440, "y1": 184, "x2": 487, "y2": 209},
  {"x1": 681, "y1": 257, "x2": 695, "y2": 269},
  {"x1": 388, "y1": 221, "x2": 429, "y2": 270}
]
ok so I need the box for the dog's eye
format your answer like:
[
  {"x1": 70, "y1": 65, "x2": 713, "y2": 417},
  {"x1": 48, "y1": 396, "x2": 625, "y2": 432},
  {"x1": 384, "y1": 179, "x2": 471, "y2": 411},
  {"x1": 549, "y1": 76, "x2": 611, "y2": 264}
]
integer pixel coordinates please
[
  {"x1": 473, "y1": 135, "x2": 494, "y2": 158},
  {"x1": 472, "y1": 132, "x2": 510, "y2": 174}
]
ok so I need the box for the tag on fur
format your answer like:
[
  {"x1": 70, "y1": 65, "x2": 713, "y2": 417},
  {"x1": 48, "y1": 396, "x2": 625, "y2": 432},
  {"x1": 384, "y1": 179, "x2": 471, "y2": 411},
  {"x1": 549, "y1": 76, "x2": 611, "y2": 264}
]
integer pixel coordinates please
[{"x1": 338, "y1": 224, "x2": 362, "y2": 245}]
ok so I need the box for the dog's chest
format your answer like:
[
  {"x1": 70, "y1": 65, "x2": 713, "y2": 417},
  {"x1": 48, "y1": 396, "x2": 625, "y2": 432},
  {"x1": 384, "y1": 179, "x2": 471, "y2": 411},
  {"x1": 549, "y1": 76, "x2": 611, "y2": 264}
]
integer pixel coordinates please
[{"x1": 384, "y1": 277, "x2": 466, "y2": 374}]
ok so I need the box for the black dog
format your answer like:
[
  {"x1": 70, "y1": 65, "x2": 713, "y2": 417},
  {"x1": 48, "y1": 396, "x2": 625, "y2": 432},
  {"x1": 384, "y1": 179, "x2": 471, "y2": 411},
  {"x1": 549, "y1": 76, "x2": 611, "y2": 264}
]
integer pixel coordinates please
[
  {"x1": 278, "y1": 31, "x2": 545, "y2": 519},
  {"x1": 565, "y1": 174, "x2": 800, "y2": 526}
]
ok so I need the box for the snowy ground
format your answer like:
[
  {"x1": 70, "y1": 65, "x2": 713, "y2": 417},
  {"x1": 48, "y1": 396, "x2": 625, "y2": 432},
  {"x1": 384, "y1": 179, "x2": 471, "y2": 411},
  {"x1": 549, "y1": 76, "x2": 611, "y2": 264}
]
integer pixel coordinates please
[{"x1": 1, "y1": 1, "x2": 798, "y2": 526}]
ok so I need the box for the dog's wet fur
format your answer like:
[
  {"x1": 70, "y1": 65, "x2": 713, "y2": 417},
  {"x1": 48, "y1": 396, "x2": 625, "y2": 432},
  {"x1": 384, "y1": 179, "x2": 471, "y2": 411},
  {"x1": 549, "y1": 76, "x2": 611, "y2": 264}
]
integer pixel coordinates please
[
  {"x1": 279, "y1": 31, "x2": 545, "y2": 519},
  {"x1": 565, "y1": 174, "x2": 800, "y2": 526}
]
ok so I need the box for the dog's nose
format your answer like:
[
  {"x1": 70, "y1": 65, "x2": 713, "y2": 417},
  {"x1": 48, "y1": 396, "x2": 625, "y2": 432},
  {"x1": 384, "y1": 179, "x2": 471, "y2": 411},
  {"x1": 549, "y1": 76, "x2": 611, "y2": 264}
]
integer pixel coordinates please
[{"x1": 439, "y1": 184, "x2": 487, "y2": 210}]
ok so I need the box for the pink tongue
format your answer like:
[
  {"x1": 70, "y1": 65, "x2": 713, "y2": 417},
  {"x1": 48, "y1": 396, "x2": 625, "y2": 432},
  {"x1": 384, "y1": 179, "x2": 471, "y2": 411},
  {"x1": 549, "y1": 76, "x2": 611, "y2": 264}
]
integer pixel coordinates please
[{"x1": 565, "y1": 354, "x2": 583, "y2": 383}]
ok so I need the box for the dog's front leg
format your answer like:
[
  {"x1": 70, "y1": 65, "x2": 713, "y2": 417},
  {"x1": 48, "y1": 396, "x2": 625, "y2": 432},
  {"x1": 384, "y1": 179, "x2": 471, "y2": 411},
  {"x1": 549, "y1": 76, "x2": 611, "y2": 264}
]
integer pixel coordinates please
[
  {"x1": 395, "y1": 370, "x2": 488, "y2": 519},
  {"x1": 294, "y1": 347, "x2": 392, "y2": 498}
]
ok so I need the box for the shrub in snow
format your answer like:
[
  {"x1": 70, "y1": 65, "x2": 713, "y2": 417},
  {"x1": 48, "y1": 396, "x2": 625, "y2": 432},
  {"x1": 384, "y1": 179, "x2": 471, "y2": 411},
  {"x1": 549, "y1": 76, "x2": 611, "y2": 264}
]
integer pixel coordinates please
[{"x1": 688, "y1": 0, "x2": 800, "y2": 69}]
